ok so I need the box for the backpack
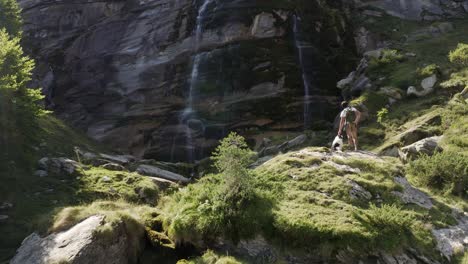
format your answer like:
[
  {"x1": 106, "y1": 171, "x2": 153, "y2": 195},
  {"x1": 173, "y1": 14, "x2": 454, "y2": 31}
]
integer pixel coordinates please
[{"x1": 344, "y1": 107, "x2": 356, "y2": 124}]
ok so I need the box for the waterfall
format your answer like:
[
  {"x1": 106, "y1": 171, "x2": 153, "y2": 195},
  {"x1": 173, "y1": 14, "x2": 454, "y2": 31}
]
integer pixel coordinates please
[
  {"x1": 178, "y1": 0, "x2": 214, "y2": 162},
  {"x1": 293, "y1": 15, "x2": 312, "y2": 129}
]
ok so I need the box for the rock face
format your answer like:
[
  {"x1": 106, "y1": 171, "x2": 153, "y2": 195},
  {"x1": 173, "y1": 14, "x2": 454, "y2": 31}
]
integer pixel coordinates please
[
  {"x1": 10, "y1": 215, "x2": 143, "y2": 264},
  {"x1": 355, "y1": 0, "x2": 468, "y2": 21},
  {"x1": 19, "y1": 0, "x2": 356, "y2": 162}
]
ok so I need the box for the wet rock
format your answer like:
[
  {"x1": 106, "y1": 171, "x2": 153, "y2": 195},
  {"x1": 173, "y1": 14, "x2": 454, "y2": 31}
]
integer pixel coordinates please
[
  {"x1": 10, "y1": 215, "x2": 144, "y2": 264},
  {"x1": 399, "y1": 136, "x2": 443, "y2": 162},
  {"x1": 0, "y1": 215, "x2": 9, "y2": 221},
  {"x1": 392, "y1": 177, "x2": 433, "y2": 209}
]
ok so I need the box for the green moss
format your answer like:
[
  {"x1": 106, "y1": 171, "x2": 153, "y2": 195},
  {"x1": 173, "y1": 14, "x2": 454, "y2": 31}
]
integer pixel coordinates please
[
  {"x1": 77, "y1": 167, "x2": 159, "y2": 203},
  {"x1": 178, "y1": 250, "x2": 244, "y2": 264}
]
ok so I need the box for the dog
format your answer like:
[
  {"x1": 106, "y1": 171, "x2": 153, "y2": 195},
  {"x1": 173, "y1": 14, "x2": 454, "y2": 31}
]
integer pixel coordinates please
[{"x1": 332, "y1": 135, "x2": 344, "y2": 152}]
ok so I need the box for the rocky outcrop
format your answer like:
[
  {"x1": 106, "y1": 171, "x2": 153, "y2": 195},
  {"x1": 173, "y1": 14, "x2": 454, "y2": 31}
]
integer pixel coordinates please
[
  {"x1": 136, "y1": 164, "x2": 190, "y2": 183},
  {"x1": 353, "y1": 0, "x2": 468, "y2": 21},
  {"x1": 10, "y1": 215, "x2": 144, "y2": 264},
  {"x1": 37, "y1": 157, "x2": 83, "y2": 177},
  {"x1": 19, "y1": 0, "x2": 356, "y2": 162},
  {"x1": 392, "y1": 176, "x2": 433, "y2": 209},
  {"x1": 399, "y1": 136, "x2": 443, "y2": 162},
  {"x1": 433, "y1": 213, "x2": 468, "y2": 260}
]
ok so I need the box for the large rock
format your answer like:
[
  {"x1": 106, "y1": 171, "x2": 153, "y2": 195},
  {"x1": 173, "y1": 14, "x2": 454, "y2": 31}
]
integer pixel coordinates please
[
  {"x1": 399, "y1": 136, "x2": 443, "y2": 162},
  {"x1": 432, "y1": 214, "x2": 468, "y2": 260},
  {"x1": 392, "y1": 177, "x2": 433, "y2": 209},
  {"x1": 136, "y1": 164, "x2": 190, "y2": 183},
  {"x1": 38, "y1": 157, "x2": 83, "y2": 176},
  {"x1": 11, "y1": 215, "x2": 144, "y2": 264}
]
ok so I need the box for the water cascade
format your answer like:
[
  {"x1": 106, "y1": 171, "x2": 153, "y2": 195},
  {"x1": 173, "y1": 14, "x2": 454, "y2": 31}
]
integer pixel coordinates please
[
  {"x1": 293, "y1": 15, "x2": 313, "y2": 129},
  {"x1": 178, "y1": 0, "x2": 214, "y2": 162}
]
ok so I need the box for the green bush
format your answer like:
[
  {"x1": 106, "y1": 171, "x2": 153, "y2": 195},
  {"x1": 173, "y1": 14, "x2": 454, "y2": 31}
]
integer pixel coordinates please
[
  {"x1": 0, "y1": 0, "x2": 22, "y2": 36},
  {"x1": 417, "y1": 64, "x2": 440, "y2": 77},
  {"x1": 449, "y1": 43, "x2": 468, "y2": 67},
  {"x1": 377, "y1": 108, "x2": 389, "y2": 126},
  {"x1": 407, "y1": 151, "x2": 468, "y2": 197},
  {"x1": 0, "y1": 29, "x2": 46, "y2": 121},
  {"x1": 355, "y1": 204, "x2": 421, "y2": 250},
  {"x1": 369, "y1": 49, "x2": 404, "y2": 69},
  {"x1": 177, "y1": 250, "x2": 243, "y2": 264},
  {"x1": 160, "y1": 133, "x2": 272, "y2": 245},
  {"x1": 441, "y1": 68, "x2": 468, "y2": 90}
]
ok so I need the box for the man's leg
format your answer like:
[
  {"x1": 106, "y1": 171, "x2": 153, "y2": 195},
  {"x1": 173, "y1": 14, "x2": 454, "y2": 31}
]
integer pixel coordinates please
[
  {"x1": 351, "y1": 124, "x2": 358, "y2": 151},
  {"x1": 346, "y1": 125, "x2": 354, "y2": 149}
]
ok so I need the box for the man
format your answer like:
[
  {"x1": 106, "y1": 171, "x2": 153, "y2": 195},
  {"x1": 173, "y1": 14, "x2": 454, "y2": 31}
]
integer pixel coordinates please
[{"x1": 337, "y1": 101, "x2": 361, "y2": 151}]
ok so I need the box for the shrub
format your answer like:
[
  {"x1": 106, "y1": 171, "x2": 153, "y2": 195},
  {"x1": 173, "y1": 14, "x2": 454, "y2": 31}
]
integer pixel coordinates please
[
  {"x1": 355, "y1": 204, "x2": 420, "y2": 250},
  {"x1": 0, "y1": 0, "x2": 22, "y2": 36},
  {"x1": 160, "y1": 134, "x2": 272, "y2": 245},
  {"x1": 177, "y1": 250, "x2": 243, "y2": 264},
  {"x1": 449, "y1": 43, "x2": 468, "y2": 67},
  {"x1": 407, "y1": 151, "x2": 468, "y2": 197},
  {"x1": 0, "y1": 29, "x2": 46, "y2": 120},
  {"x1": 417, "y1": 64, "x2": 440, "y2": 77},
  {"x1": 377, "y1": 108, "x2": 389, "y2": 126},
  {"x1": 441, "y1": 68, "x2": 468, "y2": 90},
  {"x1": 369, "y1": 49, "x2": 404, "y2": 69}
]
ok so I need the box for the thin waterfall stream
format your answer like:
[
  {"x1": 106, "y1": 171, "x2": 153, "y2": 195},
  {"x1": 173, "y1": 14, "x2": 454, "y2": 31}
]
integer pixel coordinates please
[
  {"x1": 175, "y1": 0, "x2": 214, "y2": 162},
  {"x1": 293, "y1": 15, "x2": 312, "y2": 129}
]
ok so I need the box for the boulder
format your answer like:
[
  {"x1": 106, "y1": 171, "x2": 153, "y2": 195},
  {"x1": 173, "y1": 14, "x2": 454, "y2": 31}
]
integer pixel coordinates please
[
  {"x1": 337, "y1": 72, "x2": 355, "y2": 89},
  {"x1": 99, "y1": 154, "x2": 136, "y2": 165},
  {"x1": 136, "y1": 165, "x2": 190, "y2": 183},
  {"x1": 347, "y1": 180, "x2": 372, "y2": 201},
  {"x1": 421, "y1": 74, "x2": 438, "y2": 90},
  {"x1": 432, "y1": 215, "x2": 468, "y2": 260},
  {"x1": 0, "y1": 202, "x2": 13, "y2": 210},
  {"x1": 279, "y1": 135, "x2": 308, "y2": 152},
  {"x1": 10, "y1": 215, "x2": 144, "y2": 264},
  {"x1": 102, "y1": 163, "x2": 125, "y2": 171},
  {"x1": 399, "y1": 136, "x2": 443, "y2": 162},
  {"x1": 38, "y1": 157, "x2": 83, "y2": 176},
  {"x1": 34, "y1": 170, "x2": 48, "y2": 177},
  {"x1": 392, "y1": 177, "x2": 433, "y2": 209}
]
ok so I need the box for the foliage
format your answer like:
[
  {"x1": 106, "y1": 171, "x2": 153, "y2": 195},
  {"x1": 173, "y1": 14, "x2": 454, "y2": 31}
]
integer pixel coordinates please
[
  {"x1": 351, "y1": 91, "x2": 388, "y2": 115},
  {"x1": 0, "y1": 29, "x2": 46, "y2": 120},
  {"x1": 441, "y1": 68, "x2": 468, "y2": 89},
  {"x1": 407, "y1": 151, "x2": 468, "y2": 197},
  {"x1": 369, "y1": 49, "x2": 404, "y2": 69},
  {"x1": 449, "y1": 43, "x2": 468, "y2": 67},
  {"x1": 417, "y1": 64, "x2": 440, "y2": 77},
  {"x1": 160, "y1": 134, "x2": 272, "y2": 245},
  {"x1": 377, "y1": 108, "x2": 389, "y2": 126},
  {"x1": 354, "y1": 204, "x2": 427, "y2": 250},
  {"x1": 0, "y1": 0, "x2": 22, "y2": 36},
  {"x1": 177, "y1": 250, "x2": 243, "y2": 264}
]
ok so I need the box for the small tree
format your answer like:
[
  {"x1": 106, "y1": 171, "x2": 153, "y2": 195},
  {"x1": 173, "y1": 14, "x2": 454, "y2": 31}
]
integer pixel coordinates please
[
  {"x1": 0, "y1": 0, "x2": 23, "y2": 36},
  {"x1": 449, "y1": 43, "x2": 468, "y2": 67}
]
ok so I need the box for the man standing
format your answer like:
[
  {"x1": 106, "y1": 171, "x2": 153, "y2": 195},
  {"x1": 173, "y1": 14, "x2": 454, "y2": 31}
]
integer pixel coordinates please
[{"x1": 337, "y1": 101, "x2": 362, "y2": 151}]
